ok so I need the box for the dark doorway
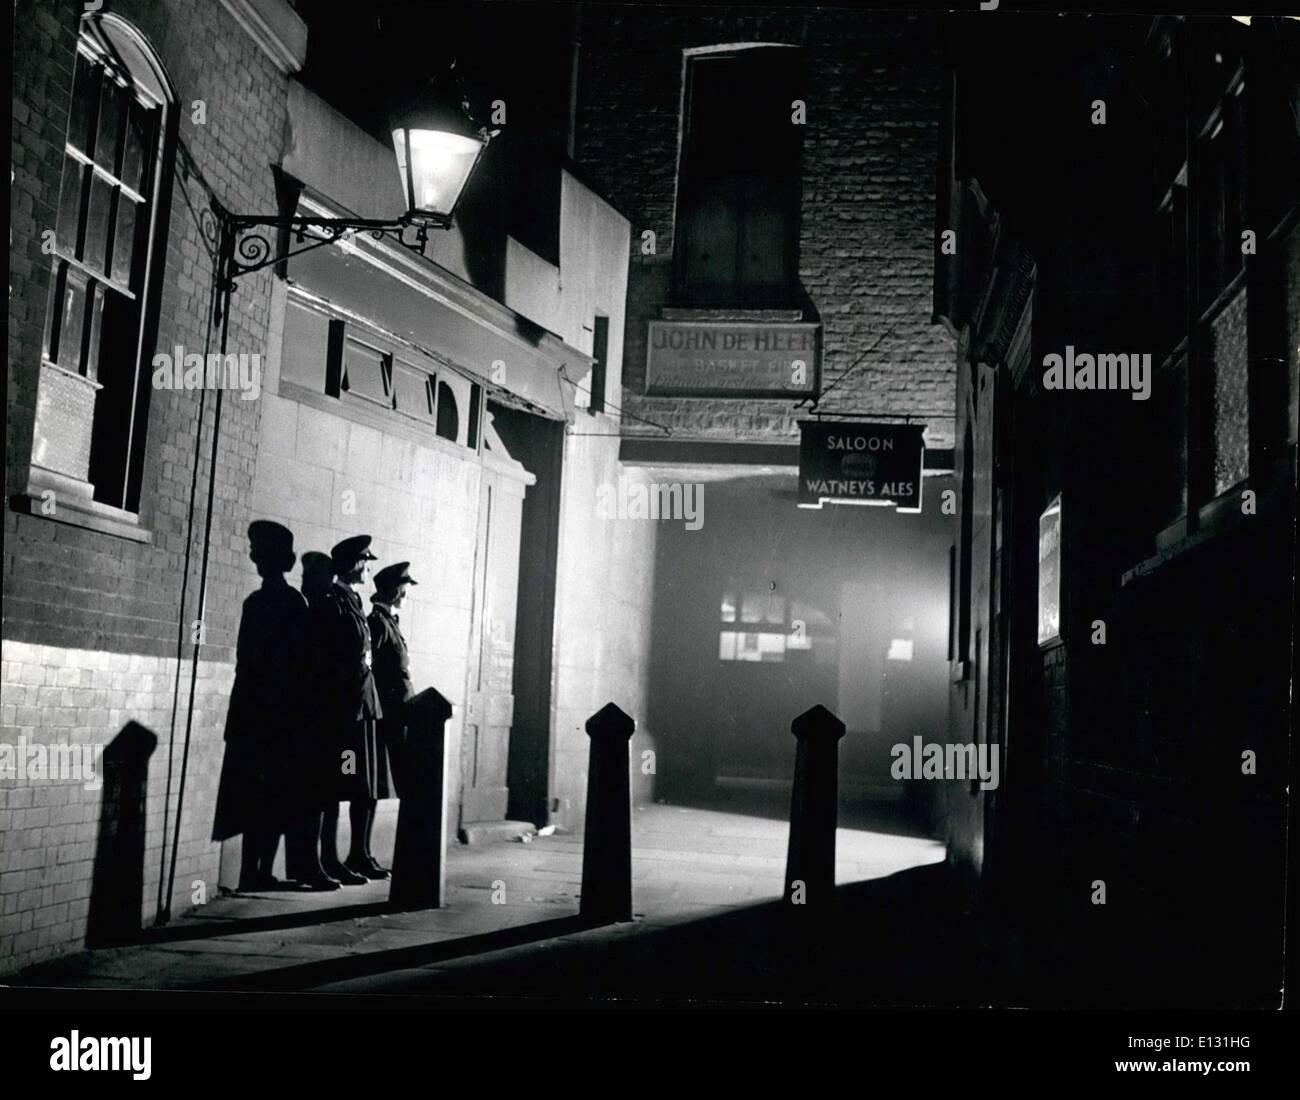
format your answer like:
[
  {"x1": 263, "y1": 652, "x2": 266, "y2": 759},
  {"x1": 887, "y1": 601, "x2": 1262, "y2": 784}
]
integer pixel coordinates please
[{"x1": 489, "y1": 402, "x2": 565, "y2": 826}]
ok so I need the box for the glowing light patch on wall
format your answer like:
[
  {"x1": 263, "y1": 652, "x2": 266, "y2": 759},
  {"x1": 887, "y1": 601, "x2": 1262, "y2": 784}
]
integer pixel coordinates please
[{"x1": 886, "y1": 638, "x2": 914, "y2": 661}]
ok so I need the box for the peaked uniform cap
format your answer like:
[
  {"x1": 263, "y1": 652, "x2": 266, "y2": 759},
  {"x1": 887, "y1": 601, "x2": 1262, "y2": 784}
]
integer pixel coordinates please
[
  {"x1": 374, "y1": 562, "x2": 419, "y2": 591},
  {"x1": 331, "y1": 535, "x2": 378, "y2": 571}
]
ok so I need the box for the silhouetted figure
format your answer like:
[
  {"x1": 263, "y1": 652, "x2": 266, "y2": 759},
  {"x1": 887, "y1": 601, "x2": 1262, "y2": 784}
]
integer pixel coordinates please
[
  {"x1": 367, "y1": 562, "x2": 418, "y2": 874},
  {"x1": 315, "y1": 535, "x2": 387, "y2": 884},
  {"x1": 212, "y1": 521, "x2": 308, "y2": 891},
  {"x1": 286, "y1": 550, "x2": 343, "y2": 891},
  {"x1": 301, "y1": 550, "x2": 335, "y2": 606}
]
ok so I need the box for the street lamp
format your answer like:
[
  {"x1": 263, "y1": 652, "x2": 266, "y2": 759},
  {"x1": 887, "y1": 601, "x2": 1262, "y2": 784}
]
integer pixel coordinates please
[
  {"x1": 391, "y1": 80, "x2": 491, "y2": 228},
  {"x1": 208, "y1": 71, "x2": 491, "y2": 312},
  {"x1": 158, "y1": 73, "x2": 490, "y2": 926}
]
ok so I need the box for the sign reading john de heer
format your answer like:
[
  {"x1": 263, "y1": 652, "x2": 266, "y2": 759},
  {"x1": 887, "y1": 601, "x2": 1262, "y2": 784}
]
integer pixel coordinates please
[
  {"x1": 645, "y1": 320, "x2": 819, "y2": 397},
  {"x1": 797, "y1": 421, "x2": 925, "y2": 512}
]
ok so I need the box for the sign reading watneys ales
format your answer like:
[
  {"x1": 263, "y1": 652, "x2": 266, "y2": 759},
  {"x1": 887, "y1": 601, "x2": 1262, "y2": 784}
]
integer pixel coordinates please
[
  {"x1": 645, "y1": 320, "x2": 819, "y2": 397},
  {"x1": 797, "y1": 421, "x2": 925, "y2": 512}
]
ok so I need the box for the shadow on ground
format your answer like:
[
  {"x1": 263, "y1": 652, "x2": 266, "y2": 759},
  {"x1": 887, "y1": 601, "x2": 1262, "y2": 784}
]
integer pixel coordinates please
[
  {"x1": 196, "y1": 913, "x2": 605, "y2": 991},
  {"x1": 308, "y1": 862, "x2": 987, "y2": 1006},
  {"x1": 139, "y1": 899, "x2": 396, "y2": 944}
]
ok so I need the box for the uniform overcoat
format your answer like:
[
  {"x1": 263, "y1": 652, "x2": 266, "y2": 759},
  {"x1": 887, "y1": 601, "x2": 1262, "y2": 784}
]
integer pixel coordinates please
[
  {"x1": 314, "y1": 582, "x2": 387, "y2": 800},
  {"x1": 368, "y1": 602, "x2": 413, "y2": 797}
]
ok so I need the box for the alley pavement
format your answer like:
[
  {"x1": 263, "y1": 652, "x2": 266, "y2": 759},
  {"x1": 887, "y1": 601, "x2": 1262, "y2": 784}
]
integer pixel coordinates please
[{"x1": 8, "y1": 801, "x2": 956, "y2": 1005}]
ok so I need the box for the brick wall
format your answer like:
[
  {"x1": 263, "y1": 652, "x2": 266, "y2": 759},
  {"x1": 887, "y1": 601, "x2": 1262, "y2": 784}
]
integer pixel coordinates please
[
  {"x1": 4, "y1": 0, "x2": 291, "y2": 973},
  {"x1": 572, "y1": 5, "x2": 955, "y2": 449},
  {"x1": 0, "y1": 643, "x2": 235, "y2": 963}
]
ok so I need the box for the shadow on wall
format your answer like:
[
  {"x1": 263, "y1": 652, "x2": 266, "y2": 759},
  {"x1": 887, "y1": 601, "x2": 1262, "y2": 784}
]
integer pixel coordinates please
[
  {"x1": 86, "y1": 721, "x2": 157, "y2": 948},
  {"x1": 453, "y1": 136, "x2": 511, "y2": 302}
]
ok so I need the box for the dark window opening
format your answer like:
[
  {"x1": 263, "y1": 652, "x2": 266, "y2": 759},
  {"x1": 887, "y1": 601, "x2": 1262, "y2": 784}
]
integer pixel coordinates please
[
  {"x1": 324, "y1": 318, "x2": 345, "y2": 398},
  {"x1": 468, "y1": 382, "x2": 482, "y2": 449},
  {"x1": 673, "y1": 46, "x2": 804, "y2": 308},
  {"x1": 589, "y1": 314, "x2": 608, "y2": 413},
  {"x1": 436, "y1": 380, "x2": 460, "y2": 442},
  {"x1": 43, "y1": 26, "x2": 168, "y2": 511}
]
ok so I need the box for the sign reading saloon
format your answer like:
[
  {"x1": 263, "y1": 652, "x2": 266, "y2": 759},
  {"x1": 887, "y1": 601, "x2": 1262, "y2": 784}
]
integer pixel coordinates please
[
  {"x1": 797, "y1": 421, "x2": 925, "y2": 512},
  {"x1": 645, "y1": 320, "x2": 819, "y2": 397}
]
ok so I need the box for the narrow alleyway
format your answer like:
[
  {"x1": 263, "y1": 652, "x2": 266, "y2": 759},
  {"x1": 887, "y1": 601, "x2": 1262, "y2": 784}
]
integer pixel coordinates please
[{"x1": 9, "y1": 803, "x2": 945, "y2": 999}]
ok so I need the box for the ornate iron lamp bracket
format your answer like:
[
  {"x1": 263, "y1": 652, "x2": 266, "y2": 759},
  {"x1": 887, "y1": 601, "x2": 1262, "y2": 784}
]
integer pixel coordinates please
[{"x1": 204, "y1": 198, "x2": 447, "y2": 323}]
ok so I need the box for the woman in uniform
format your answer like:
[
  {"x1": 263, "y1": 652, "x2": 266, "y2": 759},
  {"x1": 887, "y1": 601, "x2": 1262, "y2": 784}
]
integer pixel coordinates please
[
  {"x1": 315, "y1": 535, "x2": 388, "y2": 883},
  {"x1": 368, "y1": 561, "x2": 418, "y2": 811}
]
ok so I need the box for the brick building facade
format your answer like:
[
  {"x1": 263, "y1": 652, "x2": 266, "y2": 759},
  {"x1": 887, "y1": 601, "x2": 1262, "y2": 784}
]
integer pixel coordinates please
[
  {"x1": 572, "y1": 4, "x2": 954, "y2": 448},
  {"x1": 5, "y1": 0, "x2": 296, "y2": 974},
  {"x1": 4, "y1": 0, "x2": 655, "y2": 973},
  {"x1": 567, "y1": 6, "x2": 957, "y2": 803}
]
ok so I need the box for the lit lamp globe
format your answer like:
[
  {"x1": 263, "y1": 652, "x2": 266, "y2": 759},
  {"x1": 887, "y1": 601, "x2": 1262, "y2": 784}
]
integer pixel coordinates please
[{"x1": 391, "y1": 95, "x2": 490, "y2": 229}]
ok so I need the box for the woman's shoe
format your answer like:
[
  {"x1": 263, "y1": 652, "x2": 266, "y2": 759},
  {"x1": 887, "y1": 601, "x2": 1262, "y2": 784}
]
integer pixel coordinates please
[
  {"x1": 345, "y1": 856, "x2": 390, "y2": 881},
  {"x1": 363, "y1": 856, "x2": 392, "y2": 881},
  {"x1": 323, "y1": 860, "x2": 367, "y2": 886}
]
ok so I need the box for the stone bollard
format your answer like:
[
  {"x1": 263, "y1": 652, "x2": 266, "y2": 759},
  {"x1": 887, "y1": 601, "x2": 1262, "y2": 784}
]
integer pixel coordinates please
[
  {"x1": 389, "y1": 687, "x2": 453, "y2": 910},
  {"x1": 580, "y1": 702, "x2": 636, "y2": 922},
  {"x1": 784, "y1": 704, "x2": 847, "y2": 910}
]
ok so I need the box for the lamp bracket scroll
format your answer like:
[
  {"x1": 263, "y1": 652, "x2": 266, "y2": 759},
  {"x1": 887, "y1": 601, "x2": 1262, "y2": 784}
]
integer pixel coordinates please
[{"x1": 207, "y1": 198, "x2": 443, "y2": 322}]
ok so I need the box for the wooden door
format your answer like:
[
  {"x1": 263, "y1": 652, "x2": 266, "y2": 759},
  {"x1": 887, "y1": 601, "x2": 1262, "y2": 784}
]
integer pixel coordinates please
[{"x1": 460, "y1": 466, "x2": 526, "y2": 825}]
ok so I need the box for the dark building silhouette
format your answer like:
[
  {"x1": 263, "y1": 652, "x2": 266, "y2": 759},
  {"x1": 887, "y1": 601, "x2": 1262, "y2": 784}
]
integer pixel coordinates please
[{"x1": 934, "y1": 13, "x2": 1298, "y2": 1006}]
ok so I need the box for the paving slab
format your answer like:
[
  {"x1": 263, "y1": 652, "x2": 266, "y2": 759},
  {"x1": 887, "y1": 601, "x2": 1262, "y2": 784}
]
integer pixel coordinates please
[{"x1": 6, "y1": 803, "x2": 944, "y2": 994}]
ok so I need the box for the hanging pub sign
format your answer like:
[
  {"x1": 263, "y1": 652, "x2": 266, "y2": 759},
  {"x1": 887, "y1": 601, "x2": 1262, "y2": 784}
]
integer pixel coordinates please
[
  {"x1": 645, "y1": 320, "x2": 819, "y2": 397},
  {"x1": 1037, "y1": 494, "x2": 1063, "y2": 647},
  {"x1": 797, "y1": 420, "x2": 925, "y2": 512}
]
